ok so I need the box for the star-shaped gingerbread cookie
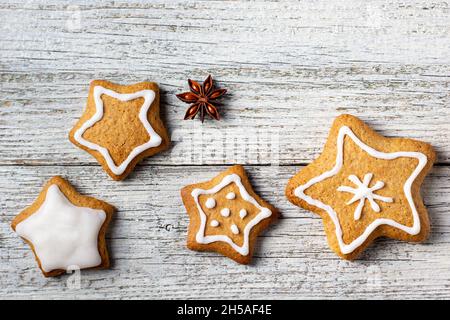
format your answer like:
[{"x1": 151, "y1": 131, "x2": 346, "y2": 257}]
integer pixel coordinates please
[
  {"x1": 69, "y1": 80, "x2": 170, "y2": 180},
  {"x1": 286, "y1": 114, "x2": 436, "y2": 260},
  {"x1": 181, "y1": 165, "x2": 278, "y2": 264},
  {"x1": 11, "y1": 176, "x2": 115, "y2": 277}
]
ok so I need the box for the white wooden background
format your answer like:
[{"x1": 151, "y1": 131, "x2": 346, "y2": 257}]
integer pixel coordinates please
[{"x1": 0, "y1": 0, "x2": 449, "y2": 300}]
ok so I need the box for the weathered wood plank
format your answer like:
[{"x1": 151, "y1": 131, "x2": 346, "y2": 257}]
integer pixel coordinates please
[
  {"x1": 0, "y1": 165, "x2": 449, "y2": 299},
  {"x1": 1, "y1": 0, "x2": 450, "y2": 300},
  {"x1": 1, "y1": 0, "x2": 449, "y2": 165}
]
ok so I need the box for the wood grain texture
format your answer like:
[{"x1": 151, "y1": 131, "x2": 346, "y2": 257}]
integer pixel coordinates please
[
  {"x1": 1, "y1": 165, "x2": 449, "y2": 299},
  {"x1": 0, "y1": 0, "x2": 449, "y2": 299},
  {"x1": 1, "y1": 0, "x2": 449, "y2": 165}
]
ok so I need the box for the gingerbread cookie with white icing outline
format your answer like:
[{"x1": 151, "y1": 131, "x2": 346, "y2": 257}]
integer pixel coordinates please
[
  {"x1": 285, "y1": 114, "x2": 436, "y2": 260},
  {"x1": 181, "y1": 165, "x2": 278, "y2": 264},
  {"x1": 11, "y1": 176, "x2": 115, "y2": 277},
  {"x1": 69, "y1": 80, "x2": 170, "y2": 181}
]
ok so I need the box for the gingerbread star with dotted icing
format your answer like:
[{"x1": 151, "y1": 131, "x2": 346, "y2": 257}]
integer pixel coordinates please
[
  {"x1": 286, "y1": 114, "x2": 436, "y2": 260},
  {"x1": 181, "y1": 165, "x2": 278, "y2": 264},
  {"x1": 11, "y1": 176, "x2": 115, "y2": 277},
  {"x1": 69, "y1": 80, "x2": 170, "y2": 181}
]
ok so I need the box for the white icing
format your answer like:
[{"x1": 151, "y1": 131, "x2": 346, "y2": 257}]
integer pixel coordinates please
[
  {"x1": 231, "y1": 224, "x2": 239, "y2": 235},
  {"x1": 239, "y1": 209, "x2": 248, "y2": 219},
  {"x1": 205, "y1": 197, "x2": 216, "y2": 209},
  {"x1": 294, "y1": 125, "x2": 428, "y2": 255},
  {"x1": 210, "y1": 220, "x2": 219, "y2": 227},
  {"x1": 191, "y1": 174, "x2": 272, "y2": 256},
  {"x1": 226, "y1": 192, "x2": 236, "y2": 200},
  {"x1": 15, "y1": 185, "x2": 106, "y2": 272},
  {"x1": 337, "y1": 173, "x2": 393, "y2": 220},
  {"x1": 73, "y1": 85, "x2": 162, "y2": 175},
  {"x1": 220, "y1": 208, "x2": 230, "y2": 217}
]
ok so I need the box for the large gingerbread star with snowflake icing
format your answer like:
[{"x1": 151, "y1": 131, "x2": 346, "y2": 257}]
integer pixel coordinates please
[
  {"x1": 286, "y1": 114, "x2": 435, "y2": 260},
  {"x1": 181, "y1": 165, "x2": 278, "y2": 264},
  {"x1": 69, "y1": 80, "x2": 170, "y2": 181}
]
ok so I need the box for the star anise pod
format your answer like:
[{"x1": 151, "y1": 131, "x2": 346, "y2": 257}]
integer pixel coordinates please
[{"x1": 176, "y1": 75, "x2": 227, "y2": 122}]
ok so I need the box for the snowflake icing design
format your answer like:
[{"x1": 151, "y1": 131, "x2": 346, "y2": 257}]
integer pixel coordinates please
[{"x1": 337, "y1": 173, "x2": 393, "y2": 220}]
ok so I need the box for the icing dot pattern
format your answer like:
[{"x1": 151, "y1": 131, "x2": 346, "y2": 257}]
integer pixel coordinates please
[
  {"x1": 226, "y1": 192, "x2": 236, "y2": 200},
  {"x1": 210, "y1": 220, "x2": 219, "y2": 227},
  {"x1": 220, "y1": 208, "x2": 230, "y2": 217},
  {"x1": 239, "y1": 209, "x2": 247, "y2": 219},
  {"x1": 203, "y1": 186, "x2": 259, "y2": 243},
  {"x1": 205, "y1": 197, "x2": 216, "y2": 209}
]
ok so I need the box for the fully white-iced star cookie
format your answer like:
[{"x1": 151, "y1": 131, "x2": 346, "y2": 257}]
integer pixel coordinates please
[
  {"x1": 11, "y1": 176, "x2": 115, "y2": 277},
  {"x1": 286, "y1": 114, "x2": 435, "y2": 260}
]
